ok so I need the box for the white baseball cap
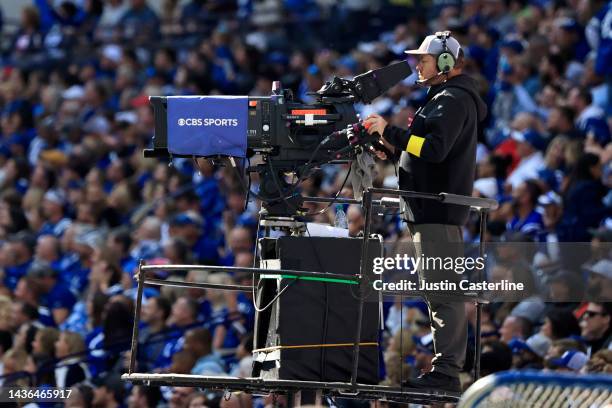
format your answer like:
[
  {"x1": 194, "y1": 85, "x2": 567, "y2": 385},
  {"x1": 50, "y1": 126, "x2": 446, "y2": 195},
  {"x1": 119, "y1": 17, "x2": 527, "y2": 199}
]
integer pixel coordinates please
[
  {"x1": 404, "y1": 32, "x2": 462, "y2": 59},
  {"x1": 550, "y1": 350, "x2": 588, "y2": 371}
]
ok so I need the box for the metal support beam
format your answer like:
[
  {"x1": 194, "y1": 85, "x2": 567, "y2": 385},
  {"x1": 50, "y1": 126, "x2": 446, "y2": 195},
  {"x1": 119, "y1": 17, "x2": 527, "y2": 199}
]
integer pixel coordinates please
[
  {"x1": 140, "y1": 264, "x2": 359, "y2": 283},
  {"x1": 474, "y1": 209, "x2": 489, "y2": 381},
  {"x1": 351, "y1": 190, "x2": 373, "y2": 386},
  {"x1": 129, "y1": 261, "x2": 145, "y2": 374}
]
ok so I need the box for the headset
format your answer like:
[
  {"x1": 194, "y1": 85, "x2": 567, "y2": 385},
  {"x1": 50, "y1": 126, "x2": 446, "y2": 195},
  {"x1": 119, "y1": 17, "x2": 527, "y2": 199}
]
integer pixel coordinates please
[
  {"x1": 435, "y1": 31, "x2": 456, "y2": 73},
  {"x1": 414, "y1": 31, "x2": 458, "y2": 86}
]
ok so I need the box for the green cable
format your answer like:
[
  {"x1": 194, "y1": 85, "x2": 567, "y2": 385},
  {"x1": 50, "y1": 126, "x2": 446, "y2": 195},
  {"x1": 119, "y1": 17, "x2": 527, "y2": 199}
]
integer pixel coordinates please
[{"x1": 260, "y1": 274, "x2": 358, "y2": 285}]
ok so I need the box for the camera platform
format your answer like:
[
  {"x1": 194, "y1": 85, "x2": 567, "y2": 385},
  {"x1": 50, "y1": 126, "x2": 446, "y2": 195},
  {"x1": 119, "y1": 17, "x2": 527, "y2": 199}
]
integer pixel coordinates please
[
  {"x1": 259, "y1": 215, "x2": 307, "y2": 234},
  {"x1": 121, "y1": 373, "x2": 462, "y2": 405},
  {"x1": 122, "y1": 189, "x2": 498, "y2": 406}
]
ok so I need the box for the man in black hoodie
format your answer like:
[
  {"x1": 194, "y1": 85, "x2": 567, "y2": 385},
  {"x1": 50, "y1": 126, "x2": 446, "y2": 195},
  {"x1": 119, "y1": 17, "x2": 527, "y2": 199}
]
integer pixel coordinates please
[{"x1": 365, "y1": 32, "x2": 488, "y2": 393}]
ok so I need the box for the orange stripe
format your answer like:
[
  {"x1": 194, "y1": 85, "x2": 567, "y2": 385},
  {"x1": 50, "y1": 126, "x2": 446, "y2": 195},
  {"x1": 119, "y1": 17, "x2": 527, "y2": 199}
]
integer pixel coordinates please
[{"x1": 290, "y1": 109, "x2": 327, "y2": 115}]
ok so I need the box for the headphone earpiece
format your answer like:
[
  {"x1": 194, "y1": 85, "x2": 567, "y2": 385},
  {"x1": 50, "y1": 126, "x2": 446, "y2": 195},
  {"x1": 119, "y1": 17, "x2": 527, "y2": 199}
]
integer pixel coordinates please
[{"x1": 436, "y1": 31, "x2": 456, "y2": 73}]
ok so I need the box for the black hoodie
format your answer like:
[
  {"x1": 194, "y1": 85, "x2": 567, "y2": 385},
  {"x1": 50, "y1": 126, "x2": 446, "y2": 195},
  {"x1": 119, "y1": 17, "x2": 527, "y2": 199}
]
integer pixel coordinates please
[{"x1": 382, "y1": 74, "x2": 488, "y2": 225}]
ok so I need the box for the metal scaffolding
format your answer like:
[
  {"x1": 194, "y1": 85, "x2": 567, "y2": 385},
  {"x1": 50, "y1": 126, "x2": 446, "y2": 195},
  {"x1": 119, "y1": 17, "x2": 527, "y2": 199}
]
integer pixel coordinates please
[{"x1": 122, "y1": 188, "x2": 498, "y2": 405}]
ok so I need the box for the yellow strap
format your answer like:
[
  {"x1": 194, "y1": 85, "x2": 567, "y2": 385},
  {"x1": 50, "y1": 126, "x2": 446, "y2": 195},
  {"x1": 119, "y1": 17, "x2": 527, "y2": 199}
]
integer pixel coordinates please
[
  {"x1": 253, "y1": 342, "x2": 379, "y2": 353},
  {"x1": 406, "y1": 135, "x2": 425, "y2": 157}
]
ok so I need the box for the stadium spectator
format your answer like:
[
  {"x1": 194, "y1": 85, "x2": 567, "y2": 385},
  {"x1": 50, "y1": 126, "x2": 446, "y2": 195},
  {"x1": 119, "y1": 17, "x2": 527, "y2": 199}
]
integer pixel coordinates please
[
  {"x1": 506, "y1": 131, "x2": 547, "y2": 189},
  {"x1": 128, "y1": 384, "x2": 163, "y2": 408},
  {"x1": 382, "y1": 328, "x2": 415, "y2": 385},
  {"x1": 533, "y1": 191, "x2": 563, "y2": 268},
  {"x1": 479, "y1": 340, "x2": 513, "y2": 377},
  {"x1": 559, "y1": 153, "x2": 608, "y2": 243},
  {"x1": 546, "y1": 269, "x2": 585, "y2": 304},
  {"x1": 28, "y1": 260, "x2": 75, "y2": 325},
  {"x1": 155, "y1": 296, "x2": 199, "y2": 370},
  {"x1": 583, "y1": 349, "x2": 612, "y2": 374},
  {"x1": 65, "y1": 383, "x2": 94, "y2": 408},
  {"x1": 40, "y1": 189, "x2": 71, "y2": 237},
  {"x1": 34, "y1": 234, "x2": 62, "y2": 270},
  {"x1": 106, "y1": 228, "x2": 137, "y2": 278},
  {"x1": 2, "y1": 347, "x2": 29, "y2": 386},
  {"x1": 506, "y1": 179, "x2": 544, "y2": 239},
  {"x1": 230, "y1": 332, "x2": 254, "y2": 378},
  {"x1": 117, "y1": 0, "x2": 159, "y2": 45},
  {"x1": 499, "y1": 315, "x2": 532, "y2": 344},
  {"x1": 540, "y1": 309, "x2": 581, "y2": 341},
  {"x1": 568, "y1": 86, "x2": 611, "y2": 146},
  {"x1": 584, "y1": 259, "x2": 612, "y2": 302},
  {"x1": 168, "y1": 387, "x2": 196, "y2": 408},
  {"x1": 579, "y1": 302, "x2": 612, "y2": 356},
  {"x1": 508, "y1": 333, "x2": 551, "y2": 369},
  {"x1": 0, "y1": 329, "x2": 12, "y2": 377},
  {"x1": 54, "y1": 331, "x2": 89, "y2": 388},
  {"x1": 99, "y1": 295, "x2": 134, "y2": 372},
  {"x1": 545, "y1": 338, "x2": 587, "y2": 361},
  {"x1": 547, "y1": 349, "x2": 589, "y2": 373},
  {"x1": 168, "y1": 349, "x2": 197, "y2": 374},
  {"x1": 4, "y1": 232, "x2": 36, "y2": 290},
  {"x1": 138, "y1": 295, "x2": 171, "y2": 371},
  {"x1": 347, "y1": 204, "x2": 365, "y2": 237},
  {"x1": 184, "y1": 327, "x2": 225, "y2": 376},
  {"x1": 91, "y1": 373, "x2": 126, "y2": 408}
]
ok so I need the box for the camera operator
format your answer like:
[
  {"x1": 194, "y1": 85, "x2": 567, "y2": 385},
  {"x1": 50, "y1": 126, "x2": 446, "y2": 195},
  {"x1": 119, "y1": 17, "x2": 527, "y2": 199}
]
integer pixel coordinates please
[{"x1": 365, "y1": 32, "x2": 487, "y2": 392}]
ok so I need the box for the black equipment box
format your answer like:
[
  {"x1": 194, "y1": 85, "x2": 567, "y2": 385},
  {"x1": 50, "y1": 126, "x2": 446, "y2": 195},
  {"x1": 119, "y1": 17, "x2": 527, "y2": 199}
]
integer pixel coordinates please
[{"x1": 253, "y1": 236, "x2": 382, "y2": 384}]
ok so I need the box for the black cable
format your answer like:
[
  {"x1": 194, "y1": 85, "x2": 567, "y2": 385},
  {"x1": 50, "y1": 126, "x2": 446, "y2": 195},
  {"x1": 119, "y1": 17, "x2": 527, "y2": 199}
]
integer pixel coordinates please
[
  {"x1": 243, "y1": 157, "x2": 251, "y2": 212},
  {"x1": 307, "y1": 164, "x2": 352, "y2": 216},
  {"x1": 256, "y1": 128, "x2": 357, "y2": 204},
  {"x1": 267, "y1": 158, "x2": 302, "y2": 213},
  {"x1": 250, "y1": 212, "x2": 299, "y2": 313}
]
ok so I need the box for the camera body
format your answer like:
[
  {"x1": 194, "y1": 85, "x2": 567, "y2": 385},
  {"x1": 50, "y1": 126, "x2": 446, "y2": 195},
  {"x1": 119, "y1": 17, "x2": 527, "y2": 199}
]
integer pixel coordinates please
[
  {"x1": 246, "y1": 91, "x2": 358, "y2": 165},
  {"x1": 146, "y1": 90, "x2": 357, "y2": 165}
]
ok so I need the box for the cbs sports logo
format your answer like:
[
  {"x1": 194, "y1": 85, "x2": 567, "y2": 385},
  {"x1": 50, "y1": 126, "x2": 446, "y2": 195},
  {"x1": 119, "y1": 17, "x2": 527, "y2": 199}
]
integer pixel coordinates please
[{"x1": 177, "y1": 118, "x2": 239, "y2": 127}]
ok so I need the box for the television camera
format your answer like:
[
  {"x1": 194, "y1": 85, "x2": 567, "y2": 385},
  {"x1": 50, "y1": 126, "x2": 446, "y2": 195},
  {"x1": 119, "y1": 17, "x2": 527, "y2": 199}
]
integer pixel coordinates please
[{"x1": 145, "y1": 61, "x2": 412, "y2": 217}]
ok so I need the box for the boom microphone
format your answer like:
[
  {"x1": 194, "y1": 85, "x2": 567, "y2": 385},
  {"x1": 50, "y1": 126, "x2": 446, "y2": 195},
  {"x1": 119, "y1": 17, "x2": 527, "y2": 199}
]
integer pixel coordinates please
[{"x1": 415, "y1": 71, "x2": 448, "y2": 86}]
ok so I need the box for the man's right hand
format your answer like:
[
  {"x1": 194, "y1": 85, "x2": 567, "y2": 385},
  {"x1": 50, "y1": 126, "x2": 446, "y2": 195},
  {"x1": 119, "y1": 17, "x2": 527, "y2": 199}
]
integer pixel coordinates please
[{"x1": 364, "y1": 114, "x2": 388, "y2": 135}]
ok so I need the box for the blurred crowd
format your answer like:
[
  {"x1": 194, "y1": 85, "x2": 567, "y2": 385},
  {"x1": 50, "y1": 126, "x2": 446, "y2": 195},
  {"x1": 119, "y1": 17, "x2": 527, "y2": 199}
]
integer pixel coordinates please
[{"x1": 0, "y1": 0, "x2": 610, "y2": 407}]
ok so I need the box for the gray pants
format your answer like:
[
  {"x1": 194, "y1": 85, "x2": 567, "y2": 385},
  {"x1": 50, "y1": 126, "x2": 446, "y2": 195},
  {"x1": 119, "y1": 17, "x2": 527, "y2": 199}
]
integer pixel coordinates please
[{"x1": 408, "y1": 223, "x2": 467, "y2": 378}]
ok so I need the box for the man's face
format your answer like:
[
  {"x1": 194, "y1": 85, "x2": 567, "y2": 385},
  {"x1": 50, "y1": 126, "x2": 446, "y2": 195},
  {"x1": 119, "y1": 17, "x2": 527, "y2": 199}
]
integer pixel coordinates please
[
  {"x1": 142, "y1": 299, "x2": 159, "y2": 324},
  {"x1": 36, "y1": 236, "x2": 58, "y2": 261},
  {"x1": 92, "y1": 386, "x2": 110, "y2": 407},
  {"x1": 546, "y1": 108, "x2": 562, "y2": 132},
  {"x1": 128, "y1": 386, "x2": 144, "y2": 408},
  {"x1": 416, "y1": 55, "x2": 438, "y2": 81},
  {"x1": 171, "y1": 298, "x2": 193, "y2": 326},
  {"x1": 169, "y1": 387, "x2": 194, "y2": 408},
  {"x1": 347, "y1": 207, "x2": 364, "y2": 237},
  {"x1": 549, "y1": 281, "x2": 570, "y2": 301},
  {"x1": 512, "y1": 182, "x2": 527, "y2": 203},
  {"x1": 500, "y1": 316, "x2": 520, "y2": 343},
  {"x1": 580, "y1": 303, "x2": 611, "y2": 340},
  {"x1": 183, "y1": 331, "x2": 198, "y2": 354}
]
